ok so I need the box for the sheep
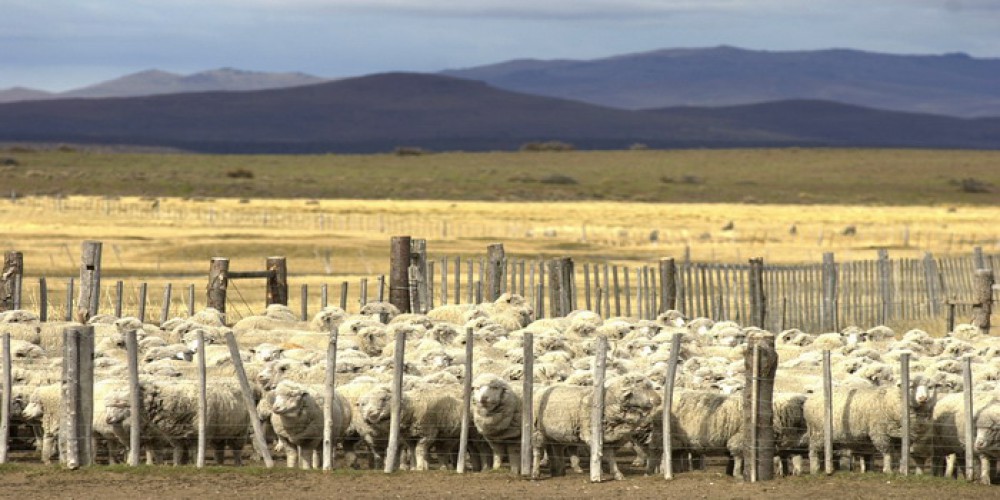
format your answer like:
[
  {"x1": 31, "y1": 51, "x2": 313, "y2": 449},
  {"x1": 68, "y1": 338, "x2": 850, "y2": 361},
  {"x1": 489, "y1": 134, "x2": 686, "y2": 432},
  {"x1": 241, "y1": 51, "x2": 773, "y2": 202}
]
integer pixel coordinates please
[
  {"x1": 910, "y1": 391, "x2": 1000, "y2": 482},
  {"x1": 531, "y1": 373, "x2": 661, "y2": 480},
  {"x1": 803, "y1": 375, "x2": 936, "y2": 474},
  {"x1": 20, "y1": 383, "x2": 62, "y2": 463},
  {"x1": 359, "y1": 301, "x2": 401, "y2": 321},
  {"x1": 668, "y1": 389, "x2": 744, "y2": 476},
  {"x1": 471, "y1": 374, "x2": 522, "y2": 473},
  {"x1": 270, "y1": 380, "x2": 351, "y2": 469}
]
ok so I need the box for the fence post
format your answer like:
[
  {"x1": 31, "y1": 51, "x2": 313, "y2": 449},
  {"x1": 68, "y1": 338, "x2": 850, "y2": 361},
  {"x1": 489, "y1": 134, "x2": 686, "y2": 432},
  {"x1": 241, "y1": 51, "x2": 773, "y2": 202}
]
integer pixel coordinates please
[
  {"x1": 748, "y1": 258, "x2": 767, "y2": 328},
  {"x1": 301, "y1": 284, "x2": 309, "y2": 321},
  {"x1": 877, "y1": 249, "x2": 893, "y2": 324},
  {"x1": 972, "y1": 269, "x2": 994, "y2": 336},
  {"x1": 520, "y1": 331, "x2": 534, "y2": 478},
  {"x1": 662, "y1": 332, "x2": 681, "y2": 479},
  {"x1": 963, "y1": 357, "x2": 975, "y2": 481},
  {"x1": 389, "y1": 236, "x2": 412, "y2": 313},
  {"x1": 60, "y1": 325, "x2": 95, "y2": 469},
  {"x1": 923, "y1": 253, "x2": 941, "y2": 316},
  {"x1": 137, "y1": 283, "x2": 147, "y2": 323},
  {"x1": 114, "y1": 281, "x2": 124, "y2": 318},
  {"x1": 660, "y1": 258, "x2": 677, "y2": 314},
  {"x1": 160, "y1": 283, "x2": 172, "y2": 325},
  {"x1": 743, "y1": 331, "x2": 776, "y2": 482},
  {"x1": 339, "y1": 282, "x2": 348, "y2": 311},
  {"x1": 125, "y1": 329, "x2": 142, "y2": 467},
  {"x1": 323, "y1": 325, "x2": 339, "y2": 471},
  {"x1": 973, "y1": 246, "x2": 986, "y2": 270},
  {"x1": 223, "y1": 331, "x2": 273, "y2": 468},
  {"x1": 410, "y1": 239, "x2": 429, "y2": 314},
  {"x1": 78, "y1": 241, "x2": 103, "y2": 322},
  {"x1": 65, "y1": 278, "x2": 74, "y2": 321},
  {"x1": 822, "y1": 350, "x2": 833, "y2": 475},
  {"x1": 548, "y1": 258, "x2": 573, "y2": 317},
  {"x1": 486, "y1": 243, "x2": 506, "y2": 302},
  {"x1": 590, "y1": 335, "x2": 608, "y2": 482},
  {"x1": 266, "y1": 256, "x2": 288, "y2": 306},
  {"x1": 195, "y1": 330, "x2": 207, "y2": 468},
  {"x1": 899, "y1": 352, "x2": 910, "y2": 475},
  {"x1": 0, "y1": 333, "x2": 10, "y2": 464},
  {"x1": 207, "y1": 257, "x2": 230, "y2": 316},
  {"x1": 457, "y1": 327, "x2": 474, "y2": 473},
  {"x1": 39, "y1": 277, "x2": 48, "y2": 322},
  {"x1": 821, "y1": 253, "x2": 838, "y2": 332},
  {"x1": 0, "y1": 251, "x2": 23, "y2": 312},
  {"x1": 385, "y1": 331, "x2": 406, "y2": 473},
  {"x1": 188, "y1": 284, "x2": 195, "y2": 317}
]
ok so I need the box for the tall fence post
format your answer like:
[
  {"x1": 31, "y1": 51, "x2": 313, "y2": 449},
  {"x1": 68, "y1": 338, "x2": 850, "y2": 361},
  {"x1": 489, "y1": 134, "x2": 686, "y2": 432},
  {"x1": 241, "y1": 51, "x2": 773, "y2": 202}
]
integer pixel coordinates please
[
  {"x1": 223, "y1": 331, "x2": 273, "y2": 468},
  {"x1": 972, "y1": 269, "x2": 994, "y2": 336},
  {"x1": 822, "y1": 350, "x2": 833, "y2": 475},
  {"x1": 39, "y1": 277, "x2": 48, "y2": 322},
  {"x1": 195, "y1": 330, "x2": 207, "y2": 468},
  {"x1": 60, "y1": 325, "x2": 95, "y2": 469},
  {"x1": 660, "y1": 258, "x2": 677, "y2": 314},
  {"x1": 137, "y1": 283, "x2": 147, "y2": 323},
  {"x1": 963, "y1": 357, "x2": 975, "y2": 482},
  {"x1": 160, "y1": 283, "x2": 172, "y2": 325},
  {"x1": 923, "y1": 253, "x2": 941, "y2": 317},
  {"x1": 385, "y1": 331, "x2": 406, "y2": 473},
  {"x1": 0, "y1": 333, "x2": 11, "y2": 464},
  {"x1": 743, "y1": 331, "x2": 776, "y2": 482},
  {"x1": 520, "y1": 332, "x2": 534, "y2": 478},
  {"x1": 877, "y1": 249, "x2": 893, "y2": 325},
  {"x1": 662, "y1": 332, "x2": 681, "y2": 480},
  {"x1": 322, "y1": 325, "x2": 339, "y2": 471},
  {"x1": 389, "y1": 236, "x2": 412, "y2": 313},
  {"x1": 457, "y1": 327, "x2": 474, "y2": 473},
  {"x1": 266, "y1": 256, "x2": 288, "y2": 306},
  {"x1": 548, "y1": 258, "x2": 573, "y2": 317},
  {"x1": 207, "y1": 257, "x2": 230, "y2": 317},
  {"x1": 78, "y1": 241, "x2": 103, "y2": 322},
  {"x1": 125, "y1": 329, "x2": 142, "y2": 467},
  {"x1": 748, "y1": 258, "x2": 767, "y2": 328},
  {"x1": 590, "y1": 335, "x2": 608, "y2": 482},
  {"x1": 0, "y1": 251, "x2": 23, "y2": 312},
  {"x1": 821, "y1": 253, "x2": 838, "y2": 332},
  {"x1": 114, "y1": 281, "x2": 124, "y2": 318},
  {"x1": 485, "y1": 243, "x2": 506, "y2": 302}
]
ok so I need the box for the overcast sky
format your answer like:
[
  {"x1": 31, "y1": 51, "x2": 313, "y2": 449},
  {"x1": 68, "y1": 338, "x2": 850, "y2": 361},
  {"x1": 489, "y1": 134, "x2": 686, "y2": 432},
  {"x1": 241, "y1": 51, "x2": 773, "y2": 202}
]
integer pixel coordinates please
[{"x1": 4, "y1": 0, "x2": 1000, "y2": 91}]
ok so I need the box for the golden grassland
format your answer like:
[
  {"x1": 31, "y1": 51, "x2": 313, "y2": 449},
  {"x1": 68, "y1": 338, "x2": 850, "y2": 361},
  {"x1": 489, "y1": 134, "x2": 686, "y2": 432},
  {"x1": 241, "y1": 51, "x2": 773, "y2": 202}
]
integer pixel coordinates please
[{"x1": 1, "y1": 192, "x2": 997, "y2": 322}]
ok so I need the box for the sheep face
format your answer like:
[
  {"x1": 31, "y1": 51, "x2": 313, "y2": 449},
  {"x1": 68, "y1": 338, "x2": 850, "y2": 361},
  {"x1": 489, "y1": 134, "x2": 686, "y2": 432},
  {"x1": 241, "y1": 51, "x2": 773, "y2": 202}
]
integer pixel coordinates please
[
  {"x1": 271, "y1": 382, "x2": 309, "y2": 417},
  {"x1": 974, "y1": 415, "x2": 1000, "y2": 457},
  {"x1": 21, "y1": 397, "x2": 44, "y2": 423},
  {"x1": 104, "y1": 390, "x2": 132, "y2": 425},
  {"x1": 358, "y1": 387, "x2": 393, "y2": 426},
  {"x1": 473, "y1": 376, "x2": 511, "y2": 413}
]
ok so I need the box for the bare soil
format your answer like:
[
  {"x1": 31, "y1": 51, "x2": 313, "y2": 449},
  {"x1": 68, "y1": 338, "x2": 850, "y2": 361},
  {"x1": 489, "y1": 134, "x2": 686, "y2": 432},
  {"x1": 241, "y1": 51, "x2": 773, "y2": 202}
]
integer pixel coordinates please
[{"x1": 1, "y1": 464, "x2": 996, "y2": 500}]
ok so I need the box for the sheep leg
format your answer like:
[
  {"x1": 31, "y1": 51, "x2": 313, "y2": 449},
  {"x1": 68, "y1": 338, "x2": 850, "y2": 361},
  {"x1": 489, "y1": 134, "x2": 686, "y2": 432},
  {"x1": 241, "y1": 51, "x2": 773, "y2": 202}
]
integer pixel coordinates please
[
  {"x1": 945, "y1": 454, "x2": 956, "y2": 478},
  {"x1": 808, "y1": 443, "x2": 821, "y2": 474},
  {"x1": 41, "y1": 433, "x2": 57, "y2": 465},
  {"x1": 214, "y1": 442, "x2": 226, "y2": 465},
  {"x1": 630, "y1": 439, "x2": 647, "y2": 467},
  {"x1": 882, "y1": 451, "x2": 893, "y2": 474},
  {"x1": 731, "y1": 454, "x2": 743, "y2": 478},
  {"x1": 282, "y1": 438, "x2": 298, "y2": 468},
  {"x1": 791, "y1": 454, "x2": 803, "y2": 476},
  {"x1": 531, "y1": 444, "x2": 543, "y2": 480},
  {"x1": 549, "y1": 445, "x2": 567, "y2": 477},
  {"x1": 507, "y1": 444, "x2": 520, "y2": 476},
  {"x1": 980, "y1": 456, "x2": 991, "y2": 485},
  {"x1": 569, "y1": 446, "x2": 583, "y2": 474},
  {"x1": 605, "y1": 446, "x2": 625, "y2": 481}
]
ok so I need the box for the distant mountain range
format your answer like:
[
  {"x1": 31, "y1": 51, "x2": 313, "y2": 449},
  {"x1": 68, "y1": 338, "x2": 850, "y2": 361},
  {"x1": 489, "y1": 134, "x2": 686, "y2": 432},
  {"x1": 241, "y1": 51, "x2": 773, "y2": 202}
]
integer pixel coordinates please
[
  {"x1": 442, "y1": 46, "x2": 1000, "y2": 118},
  {"x1": 0, "y1": 68, "x2": 328, "y2": 103},
  {"x1": 1, "y1": 72, "x2": 998, "y2": 153}
]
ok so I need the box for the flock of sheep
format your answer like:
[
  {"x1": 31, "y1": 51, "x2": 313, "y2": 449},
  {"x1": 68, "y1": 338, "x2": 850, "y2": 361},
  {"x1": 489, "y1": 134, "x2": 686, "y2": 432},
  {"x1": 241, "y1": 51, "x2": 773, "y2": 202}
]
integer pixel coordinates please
[{"x1": 1, "y1": 292, "x2": 999, "y2": 484}]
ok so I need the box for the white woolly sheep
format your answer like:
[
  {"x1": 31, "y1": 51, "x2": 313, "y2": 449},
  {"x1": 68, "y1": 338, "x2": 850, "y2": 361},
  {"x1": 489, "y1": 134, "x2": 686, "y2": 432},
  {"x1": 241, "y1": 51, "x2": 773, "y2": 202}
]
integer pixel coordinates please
[{"x1": 270, "y1": 380, "x2": 351, "y2": 469}]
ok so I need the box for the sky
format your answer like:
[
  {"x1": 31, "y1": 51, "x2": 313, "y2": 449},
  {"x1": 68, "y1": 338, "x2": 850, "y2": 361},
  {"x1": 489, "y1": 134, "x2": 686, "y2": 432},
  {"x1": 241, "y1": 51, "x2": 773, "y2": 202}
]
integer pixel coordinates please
[{"x1": 4, "y1": 0, "x2": 1000, "y2": 92}]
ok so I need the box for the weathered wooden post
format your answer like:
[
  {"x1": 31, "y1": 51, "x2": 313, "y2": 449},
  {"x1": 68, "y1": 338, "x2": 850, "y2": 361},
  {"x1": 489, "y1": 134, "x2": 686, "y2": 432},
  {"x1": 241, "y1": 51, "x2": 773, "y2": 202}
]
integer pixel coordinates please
[
  {"x1": 520, "y1": 331, "x2": 534, "y2": 478},
  {"x1": 137, "y1": 283, "x2": 147, "y2": 323},
  {"x1": 548, "y1": 258, "x2": 574, "y2": 317},
  {"x1": 125, "y1": 329, "x2": 142, "y2": 467},
  {"x1": 899, "y1": 352, "x2": 911, "y2": 475},
  {"x1": 389, "y1": 236, "x2": 412, "y2": 313},
  {"x1": 38, "y1": 277, "x2": 48, "y2": 322},
  {"x1": 300, "y1": 284, "x2": 308, "y2": 321},
  {"x1": 187, "y1": 284, "x2": 195, "y2": 317},
  {"x1": 339, "y1": 282, "x2": 348, "y2": 311},
  {"x1": 821, "y1": 253, "x2": 838, "y2": 332},
  {"x1": 266, "y1": 256, "x2": 288, "y2": 306},
  {"x1": 877, "y1": 249, "x2": 893, "y2": 325},
  {"x1": 743, "y1": 331, "x2": 777, "y2": 482},
  {"x1": 223, "y1": 331, "x2": 273, "y2": 468},
  {"x1": 662, "y1": 332, "x2": 681, "y2": 479},
  {"x1": 963, "y1": 356, "x2": 975, "y2": 481},
  {"x1": 485, "y1": 243, "x2": 506, "y2": 302},
  {"x1": 207, "y1": 257, "x2": 230, "y2": 316},
  {"x1": 77, "y1": 241, "x2": 102, "y2": 322},
  {"x1": 457, "y1": 327, "x2": 474, "y2": 473},
  {"x1": 660, "y1": 258, "x2": 677, "y2": 314},
  {"x1": 922, "y1": 253, "x2": 941, "y2": 317},
  {"x1": 60, "y1": 325, "x2": 95, "y2": 469},
  {"x1": 822, "y1": 350, "x2": 834, "y2": 475},
  {"x1": 0, "y1": 333, "x2": 11, "y2": 464},
  {"x1": 114, "y1": 280, "x2": 124, "y2": 318},
  {"x1": 195, "y1": 330, "x2": 207, "y2": 468},
  {"x1": 321, "y1": 283, "x2": 329, "y2": 309},
  {"x1": 322, "y1": 324, "x2": 339, "y2": 471},
  {"x1": 0, "y1": 251, "x2": 23, "y2": 312},
  {"x1": 748, "y1": 258, "x2": 767, "y2": 328},
  {"x1": 385, "y1": 331, "x2": 406, "y2": 473},
  {"x1": 410, "y1": 239, "x2": 430, "y2": 314},
  {"x1": 65, "y1": 278, "x2": 74, "y2": 321},
  {"x1": 972, "y1": 269, "x2": 994, "y2": 336},
  {"x1": 160, "y1": 283, "x2": 172, "y2": 325},
  {"x1": 590, "y1": 335, "x2": 608, "y2": 482}
]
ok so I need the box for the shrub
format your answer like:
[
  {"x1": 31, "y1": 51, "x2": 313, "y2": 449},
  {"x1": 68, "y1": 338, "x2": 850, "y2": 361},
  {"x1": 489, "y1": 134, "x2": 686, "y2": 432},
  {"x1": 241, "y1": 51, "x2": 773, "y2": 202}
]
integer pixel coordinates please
[
  {"x1": 519, "y1": 141, "x2": 575, "y2": 152},
  {"x1": 226, "y1": 168, "x2": 254, "y2": 179},
  {"x1": 393, "y1": 146, "x2": 429, "y2": 156},
  {"x1": 958, "y1": 177, "x2": 993, "y2": 193},
  {"x1": 539, "y1": 174, "x2": 579, "y2": 185},
  {"x1": 0, "y1": 157, "x2": 18, "y2": 166}
]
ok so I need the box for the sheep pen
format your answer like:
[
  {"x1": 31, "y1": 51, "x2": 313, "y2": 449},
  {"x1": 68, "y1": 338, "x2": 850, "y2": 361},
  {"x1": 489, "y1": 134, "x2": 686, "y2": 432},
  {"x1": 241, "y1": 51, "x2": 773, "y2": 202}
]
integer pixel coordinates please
[{"x1": 1, "y1": 240, "x2": 998, "y2": 498}]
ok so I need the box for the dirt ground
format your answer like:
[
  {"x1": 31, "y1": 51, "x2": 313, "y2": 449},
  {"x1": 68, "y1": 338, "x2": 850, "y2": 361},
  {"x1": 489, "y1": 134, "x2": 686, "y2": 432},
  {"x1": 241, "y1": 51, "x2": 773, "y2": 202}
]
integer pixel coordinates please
[{"x1": 1, "y1": 464, "x2": 997, "y2": 500}]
